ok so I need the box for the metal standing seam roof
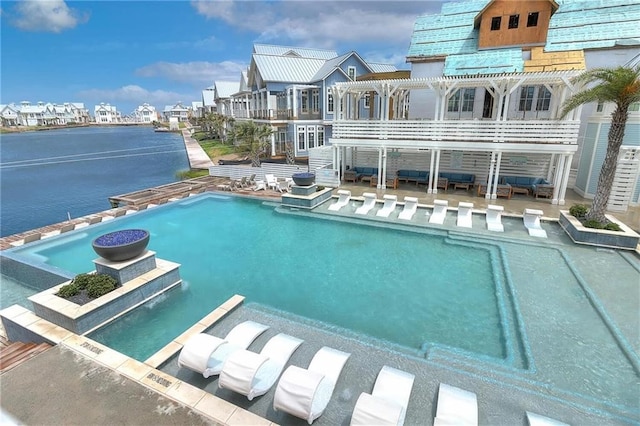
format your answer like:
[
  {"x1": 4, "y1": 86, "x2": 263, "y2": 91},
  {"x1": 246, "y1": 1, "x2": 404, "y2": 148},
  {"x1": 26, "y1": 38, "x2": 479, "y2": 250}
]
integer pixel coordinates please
[
  {"x1": 215, "y1": 81, "x2": 240, "y2": 98},
  {"x1": 252, "y1": 54, "x2": 327, "y2": 83},
  {"x1": 368, "y1": 63, "x2": 399, "y2": 73},
  {"x1": 201, "y1": 89, "x2": 215, "y2": 107},
  {"x1": 253, "y1": 43, "x2": 338, "y2": 59}
]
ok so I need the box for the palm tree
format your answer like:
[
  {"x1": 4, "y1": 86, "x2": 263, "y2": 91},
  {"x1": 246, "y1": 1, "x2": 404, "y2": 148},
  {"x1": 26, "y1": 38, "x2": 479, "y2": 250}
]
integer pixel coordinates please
[
  {"x1": 560, "y1": 66, "x2": 640, "y2": 223},
  {"x1": 228, "y1": 121, "x2": 274, "y2": 167}
]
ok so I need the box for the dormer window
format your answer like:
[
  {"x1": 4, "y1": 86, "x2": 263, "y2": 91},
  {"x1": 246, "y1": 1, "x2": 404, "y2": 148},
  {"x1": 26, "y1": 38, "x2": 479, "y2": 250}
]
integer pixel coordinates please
[
  {"x1": 527, "y1": 12, "x2": 539, "y2": 27},
  {"x1": 490, "y1": 16, "x2": 501, "y2": 31},
  {"x1": 508, "y1": 14, "x2": 519, "y2": 29},
  {"x1": 348, "y1": 66, "x2": 356, "y2": 81}
]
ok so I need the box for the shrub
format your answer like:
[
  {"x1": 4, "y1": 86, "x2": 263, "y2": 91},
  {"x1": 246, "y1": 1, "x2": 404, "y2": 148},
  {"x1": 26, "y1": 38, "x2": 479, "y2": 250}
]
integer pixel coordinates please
[
  {"x1": 583, "y1": 219, "x2": 604, "y2": 229},
  {"x1": 604, "y1": 222, "x2": 622, "y2": 231},
  {"x1": 569, "y1": 204, "x2": 589, "y2": 218},
  {"x1": 71, "y1": 273, "x2": 94, "y2": 290},
  {"x1": 57, "y1": 283, "x2": 79, "y2": 298},
  {"x1": 86, "y1": 275, "x2": 117, "y2": 298}
]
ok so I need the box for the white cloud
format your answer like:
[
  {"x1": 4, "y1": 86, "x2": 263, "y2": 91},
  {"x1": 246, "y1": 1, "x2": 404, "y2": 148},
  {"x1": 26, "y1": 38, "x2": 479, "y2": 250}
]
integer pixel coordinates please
[
  {"x1": 12, "y1": 0, "x2": 87, "y2": 33},
  {"x1": 77, "y1": 85, "x2": 193, "y2": 110},
  {"x1": 135, "y1": 61, "x2": 247, "y2": 85}
]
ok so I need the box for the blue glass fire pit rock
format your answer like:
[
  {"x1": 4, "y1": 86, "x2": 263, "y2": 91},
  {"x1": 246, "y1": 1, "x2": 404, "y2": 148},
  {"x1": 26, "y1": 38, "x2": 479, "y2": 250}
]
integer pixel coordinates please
[
  {"x1": 92, "y1": 229, "x2": 150, "y2": 262},
  {"x1": 291, "y1": 172, "x2": 315, "y2": 186}
]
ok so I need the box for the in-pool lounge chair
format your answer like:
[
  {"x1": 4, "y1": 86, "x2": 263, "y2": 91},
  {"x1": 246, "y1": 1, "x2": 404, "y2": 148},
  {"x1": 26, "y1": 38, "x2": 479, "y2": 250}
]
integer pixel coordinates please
[
  {"x1": 218, "y1": 333, "x2": 304, "y2": 400},
  {"x1": 526, "y1": 411, "x2": 570, "y2": 426},
  {"x1": 355, "y1": 192, "x2": 376, "y2": 215},
  {"x1": 376, "y1": 194, "x2": 397, "y2": 217},
  {"x1": 273, "y1": 346, "x2": 351, "y2": 424},
  {"x1": 429, "y1": 199, "x2": 448, "y2": 225},
  {"x1": 523, "y1": 208, "x2": 547, "y2": 238},
  {"x1": 178, "y1": 321, "x2": 269, "y2": 378},
  {"x1": 328, "y1": 190, "x2": 351, "y2": 211},
  {"x1": 398, "y1": 196, "x2": 419, "y2": 220},
  {"x1": 486, "y1": 204, "x2": 504, "y2": 232},
  {"x1": 351, "y1": 366, "x2": 415, "y2": 426},
  {"x1": 457, "y1": 202, "x2": 474, "y2": 228},
  {"x1": 433, "y1": 383, "x2": 478, "y2": 426}
]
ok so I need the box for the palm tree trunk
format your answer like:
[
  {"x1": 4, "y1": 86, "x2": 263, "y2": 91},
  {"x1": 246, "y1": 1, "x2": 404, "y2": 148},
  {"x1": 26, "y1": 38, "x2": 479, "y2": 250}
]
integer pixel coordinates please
[{"x1": 585, "y1": 107, "x2": 628, "y2": 222}]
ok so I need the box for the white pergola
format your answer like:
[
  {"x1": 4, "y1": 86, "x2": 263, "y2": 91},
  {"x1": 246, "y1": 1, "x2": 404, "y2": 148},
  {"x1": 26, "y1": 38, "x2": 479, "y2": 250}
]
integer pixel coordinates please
[{"x1": 328, "y1": 70, "x2": 585, "y2": 205}]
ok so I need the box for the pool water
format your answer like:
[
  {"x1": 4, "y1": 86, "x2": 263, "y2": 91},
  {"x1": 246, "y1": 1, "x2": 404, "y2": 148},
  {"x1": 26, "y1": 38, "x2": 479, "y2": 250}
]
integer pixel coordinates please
[{"x1": 5, "y1": 194, "x2": 639, "y2": 414}]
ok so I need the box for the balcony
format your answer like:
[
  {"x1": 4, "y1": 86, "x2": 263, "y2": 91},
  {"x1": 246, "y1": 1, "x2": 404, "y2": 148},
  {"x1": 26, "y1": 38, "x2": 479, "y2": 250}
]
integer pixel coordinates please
[{"x1": 331, "y1": 119, "x2": 580, "y2": 150}]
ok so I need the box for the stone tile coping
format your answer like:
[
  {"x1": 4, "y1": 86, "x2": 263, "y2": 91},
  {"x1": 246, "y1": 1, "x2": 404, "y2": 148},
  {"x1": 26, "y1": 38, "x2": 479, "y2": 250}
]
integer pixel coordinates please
[{"x1": 0, "y1": 295, "x2": 276, "y2": 425}]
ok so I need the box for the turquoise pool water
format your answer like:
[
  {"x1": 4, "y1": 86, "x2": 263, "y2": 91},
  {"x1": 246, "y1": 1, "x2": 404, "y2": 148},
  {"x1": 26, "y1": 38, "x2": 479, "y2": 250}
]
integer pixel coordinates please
[{"x1": 4, "y1": 194, "x2": 639, "y2": 415}]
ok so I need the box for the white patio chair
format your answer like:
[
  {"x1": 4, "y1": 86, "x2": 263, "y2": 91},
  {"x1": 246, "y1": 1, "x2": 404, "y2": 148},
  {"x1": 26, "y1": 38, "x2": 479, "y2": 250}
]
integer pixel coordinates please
[
  {"x1": 486, "y1": 204, "x2": 504, "y2": 232},
  {"x1": 434, "y1": 383, "x2": 478, "y2": 426},
  {"x1": 457, "y1": 202, "x2": 473, "y2": 228},
  {"x1": 376, "y1": 194, "x2": 397, "y2": 217},
  {"x1": 265, "y1": 174, "x2": 278, "y2": 191},
  {"x1": 429, "y1": 199, "x2": 448, "y2": 224},
  {"x1": 398, "y1": 196, "x2": 418, "y2": 220},
  {"x1": 355, "y1": 192, "x2": 377, "y2": 215},
  {"x1": 273, "y1": 346, "x2": 351, "y2": 424},
  {"x1": 178, "y1": 321, "x2": 269, "y2": 378},
  {"x1": 523, "y1": 208, "x2": 547, "y2": 238},
  {"x1": 351, "y1": 366, "x2": 415, "y2": 426},
  {"x1": 218, "y1": 333, "x2": 304, "y2": 400},
  {"x1": 328, "y1": 190, "x2": 351, "y2": 211}
]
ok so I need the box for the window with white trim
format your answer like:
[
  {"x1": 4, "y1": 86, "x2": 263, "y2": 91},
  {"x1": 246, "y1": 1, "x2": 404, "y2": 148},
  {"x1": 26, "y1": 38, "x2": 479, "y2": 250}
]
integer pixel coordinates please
[
  {"x1": 327, "y1": 89, "x2": 334, "y2": 113},
  {"x1": 311, "y1": 89, "x2": 319, "y2": 113},
  {"x1": 518, "y1": 86, "x2": 535, "y2": 111},
  {"x1": 301, "y1": 90, "x2": 309, "y2": 113},
  {"x1": 364, "y1": 94, "x2": 370, "y2": 108},
  {"x1": 307, "y1": 126, "x2": 315, "y2": 149},
  {"x1": 297, "y1": 127, "x2": 305, "y2": 150},
  {"x1": 447, "y1": 90, "x2": 461, "y2": 112},
  {"x1": 536, "y1": 86, "x2": 551, "y2": 111},
  {"x1": 461, "y1": 89, "x2": 475, "y2": 112},
  {"x1": 348, "y1": 66, "x2": 356, "y2": 81},
  {"x1": 317, "y1": 126, "x2": 324, "y2": 146}
]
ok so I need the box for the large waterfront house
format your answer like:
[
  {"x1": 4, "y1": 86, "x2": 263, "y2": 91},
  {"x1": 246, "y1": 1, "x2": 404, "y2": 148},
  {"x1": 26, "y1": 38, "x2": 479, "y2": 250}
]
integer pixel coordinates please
[
  {"x1": 323, "y1": 0, "x2": 640, "y2": 209},
  {"x1": 94, "y1": 103, "x2": 121, "y2": 124},
  {"x1": 201, "y1": 86, "x2": 216, "y2": 114},
  {"x1": 131, "y1": 103, "x2": 158, "y2": 123},
  {"x1": 0, "y1": 101, "x2": 90, "y2": 126},
  {"x1": 162, "y1": 102, "x2": 190, "y2": 122},
  {"x1": 214, "y1": 44, "x2": 397, "y2": 158}
]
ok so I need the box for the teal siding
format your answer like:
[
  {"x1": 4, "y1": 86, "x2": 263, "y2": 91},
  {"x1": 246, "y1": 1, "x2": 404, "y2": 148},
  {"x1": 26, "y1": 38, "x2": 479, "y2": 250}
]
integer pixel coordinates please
[
  {"x1": 575, "y1": 123, "x2": 598, "y2": 193},
  {"x1": 587, "y1": 123, "x2": 611, "y2": 195},
  {"x1": 444, "y1": 48, "x2": 524, "y2": 76}
]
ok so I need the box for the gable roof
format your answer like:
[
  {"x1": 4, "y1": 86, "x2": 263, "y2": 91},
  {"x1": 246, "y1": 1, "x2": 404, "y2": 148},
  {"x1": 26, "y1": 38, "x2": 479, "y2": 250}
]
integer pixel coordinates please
[
  {"x1": 214, "y1": 81, "x2": 240, "y2": 98},
  {"x1": 252, "y1": 54, "x2": 327, "y2": 83},
  {"x1": 473, "y1": 0, "x2": 559, "y2": 28},
  {"x1": 253, "y1": 44, "x2": 338, "y2": 59},
  {"x1": 202, "y1": 88, "x2": 216, "y2": 107}
]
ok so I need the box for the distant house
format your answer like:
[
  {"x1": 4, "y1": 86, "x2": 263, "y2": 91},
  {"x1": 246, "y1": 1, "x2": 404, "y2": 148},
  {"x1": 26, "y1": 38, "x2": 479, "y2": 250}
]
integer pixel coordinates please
[
  {"x1": 222, "y1": 43, "x2": 396, "y2": 158},
  {"x1": 94, "y1": 103, "x2": 120, "y2": 124},
  {"x1": 201, "y1": 86, "x2": 216, "y2": 114},
  {"x1": 191, "y1": 101, "x2": 204, "y2": 119},
  {"x1": 325, "y1": 0, "x2": 640, "y2": 208},
  {"x1": 133, "y1": 103, "x2": 157, "y2": 123},
  {"x1": 213, "y1": 81, "x2": 240, "y2": 118},
  {"x1": 162, "y1": 102, "x2": 190, "y2": 122},
  {"x1": 0, "y1": 101, "x2": 90, "y2": 126},
  {"x1": 0, "y1": 104, "x2": 20, "y2": 126}
]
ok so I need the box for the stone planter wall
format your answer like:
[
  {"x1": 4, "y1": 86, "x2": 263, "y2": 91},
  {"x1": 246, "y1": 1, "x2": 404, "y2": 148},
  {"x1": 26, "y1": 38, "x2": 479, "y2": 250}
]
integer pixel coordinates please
[{"x1": 559, "y1": 211, "x2": 640, "y2": 250}]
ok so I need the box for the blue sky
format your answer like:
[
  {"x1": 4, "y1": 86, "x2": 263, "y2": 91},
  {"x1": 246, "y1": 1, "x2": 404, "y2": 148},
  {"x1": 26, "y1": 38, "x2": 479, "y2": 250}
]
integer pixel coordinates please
[{"x1": 0, "y1": 0, "x2": 444, "y2": 115}]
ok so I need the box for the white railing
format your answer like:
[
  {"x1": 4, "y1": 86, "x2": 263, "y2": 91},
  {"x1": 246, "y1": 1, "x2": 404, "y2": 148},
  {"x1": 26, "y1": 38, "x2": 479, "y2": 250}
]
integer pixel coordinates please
[{"x1": 332, "y1": 120, "x2": 580, "y2": 145}]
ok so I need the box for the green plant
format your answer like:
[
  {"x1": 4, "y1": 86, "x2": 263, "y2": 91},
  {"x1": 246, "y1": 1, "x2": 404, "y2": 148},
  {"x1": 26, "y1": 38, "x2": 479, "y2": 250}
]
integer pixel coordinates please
[
  {"x1": 604, "y1": 222, "x2": 622, "y2": 231},
  {"x1": 57, "y1": 283, "x2": 79, "y2": 298},
  {"x1": 86, "y1": 275, "x2": 117, "y2": 298},
  {"x1": 316, "y1": 185, "x2": 325, "y2": 191},
  {"x1": 569, "y1": 204, "x2": 589, "y2": 218},
  {"x1": 583, "y1": 219, "x2": 605, "y2": 229},
  {"x1": 71, "y1": 273, "x2": 94, "y2": 290}
]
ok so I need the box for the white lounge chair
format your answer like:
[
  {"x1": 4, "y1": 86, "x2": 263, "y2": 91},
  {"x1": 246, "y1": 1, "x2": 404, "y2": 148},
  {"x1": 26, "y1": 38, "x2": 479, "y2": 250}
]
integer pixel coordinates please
[
  {"x1": 178, "y1": 321, "x2": 269, "y2": 378},
  {"x1": 457, "y1": 202, "x2": 473, "y2": 228},
  {"x1": 526, "y1": 411, "x2": 570, "y2": 426},
  {"x1": 351, "y1": 366, "x2": 415, "y2": 426},
  {"x1": 429, "y1": 199, "x2": 448, "y2": 224},
  {"x1": 328, "y1": 190, "x2": 351, "y2": 211},
  {"x1": 523, "y1": 208, "x2": 547, "y2": 238},
  {"x1": 218, "y1": 333, "x2": 304, "y2": 400},
  {"x1": 273, "y1": 346, "x2": 351, "y2": 424},
  {"x1": 265, "y1": 174, "x2": 278, "y2": 191},
  {"x1": 433, "y1": 383, "x2": 478, "y2": 426},
  {"x1": 355, "y1": 192, "x2": 377, "y2": 215},
  {"x1": 398, "y1": 197, "x2": 418, "y2": 220},
  {"x1": 253, "y1": 179, "x2": 266, "y2": 191},
  {"x1": 486, "y1": 204, "x2": 504, "y2": 232},
  {"x1": 376, "y1": 194, "x2": 398, "y2": 217}
]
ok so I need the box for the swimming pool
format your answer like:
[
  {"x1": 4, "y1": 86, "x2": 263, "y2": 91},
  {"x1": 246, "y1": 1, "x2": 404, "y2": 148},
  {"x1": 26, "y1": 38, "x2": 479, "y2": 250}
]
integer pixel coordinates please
[{"x1": 4, "y1": 193, "x2": 639, "y2": 416}]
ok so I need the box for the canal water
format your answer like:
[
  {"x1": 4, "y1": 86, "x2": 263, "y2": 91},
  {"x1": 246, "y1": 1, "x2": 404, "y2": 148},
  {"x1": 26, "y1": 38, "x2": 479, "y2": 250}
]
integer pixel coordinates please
[{"x1": 0, "y1": 126, "x2": 189, "y2": 237}]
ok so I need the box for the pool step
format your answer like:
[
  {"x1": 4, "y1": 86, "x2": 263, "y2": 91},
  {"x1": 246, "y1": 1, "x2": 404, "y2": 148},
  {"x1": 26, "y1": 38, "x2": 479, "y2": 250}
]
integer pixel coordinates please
[{"x1": 0, "y1": 341, "x2": 52, "y2": 372}]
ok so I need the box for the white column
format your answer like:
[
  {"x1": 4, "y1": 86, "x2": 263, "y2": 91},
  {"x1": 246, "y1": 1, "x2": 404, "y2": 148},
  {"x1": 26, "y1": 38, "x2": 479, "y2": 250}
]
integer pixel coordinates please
[
  {"x1": 377, "y1": 148, "x2": 384, "y2": 189},
  {"x1": 428, "y1": 150, "x2": 436, "y2": 194},
  {"x1": 558, "y1": 154, "x2": 573, "y2": 205},
  {"x1": 433, "y1": 150, "x2": 442, "y2": 194},
  {"x1": 552, "y1": 154, "x2": 565, "y2": 205},
  {"x1": 492, "y1": 152, "x2": 502, "y2": 199},
  {"x1": 547, "y1": 154, "x2": 556, "y2": 182},
  {"x1": 381, "y1": 146, "x2": 388, "y2": 189}
]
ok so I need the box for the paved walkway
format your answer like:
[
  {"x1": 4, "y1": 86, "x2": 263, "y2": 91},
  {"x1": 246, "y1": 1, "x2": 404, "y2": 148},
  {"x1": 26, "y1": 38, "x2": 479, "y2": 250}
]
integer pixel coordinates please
[{"x1": 181, "y1": 123, "x2": 214, "y2": 170}]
